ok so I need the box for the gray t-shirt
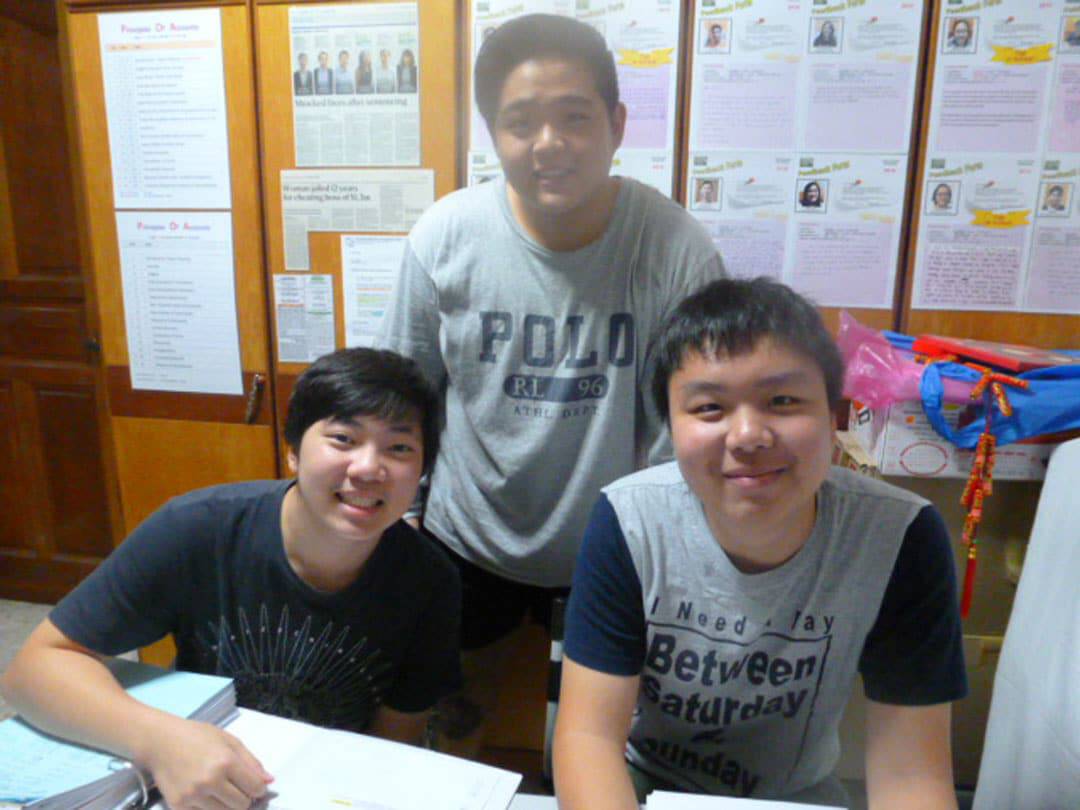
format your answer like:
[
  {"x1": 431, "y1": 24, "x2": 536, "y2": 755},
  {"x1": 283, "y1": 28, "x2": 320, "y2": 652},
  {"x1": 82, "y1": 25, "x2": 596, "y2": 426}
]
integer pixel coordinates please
[
  {"x1": 566, "y1": 463, "x2": 966, "y2": 800},
  {"x1": 378, "y1": 178, "x2": 724, "y2": 586}
]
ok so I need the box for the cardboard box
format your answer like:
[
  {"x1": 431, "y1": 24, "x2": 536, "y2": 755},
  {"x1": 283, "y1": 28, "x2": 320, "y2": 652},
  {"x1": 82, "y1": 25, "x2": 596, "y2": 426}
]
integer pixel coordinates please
[
  {"x1": 848, "y1": 399, "x2": 1056, "y2": 480},
  {"x1": 832, "y1": 431, "x2": 882, "y2": 479}
]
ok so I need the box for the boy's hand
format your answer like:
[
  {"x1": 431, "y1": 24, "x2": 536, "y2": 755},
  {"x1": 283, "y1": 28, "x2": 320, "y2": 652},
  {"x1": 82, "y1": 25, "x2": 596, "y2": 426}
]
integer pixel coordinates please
[{"x1": 139, "y1": 716, "x2": 273, "y2": 809}]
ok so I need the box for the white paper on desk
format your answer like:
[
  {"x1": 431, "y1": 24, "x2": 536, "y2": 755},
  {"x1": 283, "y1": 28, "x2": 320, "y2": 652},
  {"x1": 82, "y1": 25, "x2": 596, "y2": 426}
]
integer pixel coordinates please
[
  {"x1": 223, "y1": 708, "x2": 521, "y2": 810},
  {"x1": 341, "y1": 234, "x2": 405, "y2": 348},
  {"x1": 281, "y1": 169, "x2": 432, "y2": 270},
  {"x1": 647, "y1": 790, "x2": 834, "y2": 809},
  {"x1": 98, "y1": 8, "x2": 231, "y2": 209},
  {"x1": 116, "y1": 211, "x2": 243, "y2": 395}
]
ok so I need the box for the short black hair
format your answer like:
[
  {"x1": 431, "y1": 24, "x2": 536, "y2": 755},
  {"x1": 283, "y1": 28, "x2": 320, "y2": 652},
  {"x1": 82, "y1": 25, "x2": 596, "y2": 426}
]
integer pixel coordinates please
[
  {"x1": 651, "y1": 278, "x2": 844, "y2": 421},
  {"x1": 474, "y1": 14, "x2": 619, "y2": 134},
  {"x1": 284, "y1": 348, "x2": 440, "y2": 475}
]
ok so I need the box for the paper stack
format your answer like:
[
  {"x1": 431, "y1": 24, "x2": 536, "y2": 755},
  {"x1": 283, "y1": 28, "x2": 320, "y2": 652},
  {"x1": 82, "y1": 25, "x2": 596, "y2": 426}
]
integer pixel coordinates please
[
  {"x1": 647, "y1": 791, "x2": 834, "y2": 809},
  {"x1": 0, "y1": 658, "x2": 235, "y2": 810},
  {"x1": 200, "y1": 708, "x2": 523, "y2": 810}
]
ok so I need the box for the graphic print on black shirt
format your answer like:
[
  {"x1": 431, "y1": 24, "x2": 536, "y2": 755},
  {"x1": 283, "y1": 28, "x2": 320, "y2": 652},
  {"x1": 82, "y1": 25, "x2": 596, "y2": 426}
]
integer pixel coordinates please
[
  {"x1": 196, "y1": 603, "x2": 393, "y2": 731},
  {"x1": 638, "y1": 597, "x2": 834, "y2": 796}
]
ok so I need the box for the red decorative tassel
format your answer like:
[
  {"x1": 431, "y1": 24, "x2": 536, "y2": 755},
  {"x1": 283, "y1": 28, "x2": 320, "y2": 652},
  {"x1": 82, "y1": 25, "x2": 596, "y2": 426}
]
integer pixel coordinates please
[
  {"x1": 932, "y1": 359, "x2": 1027, "y2": 618},
  {"x1": 961, "y1": 547, "x2": 978, "y2": 619}
]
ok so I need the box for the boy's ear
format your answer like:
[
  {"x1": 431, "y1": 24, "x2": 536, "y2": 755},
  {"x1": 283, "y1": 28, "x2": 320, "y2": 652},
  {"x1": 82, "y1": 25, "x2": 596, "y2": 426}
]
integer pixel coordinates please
[
  {"x1": 610, "y1": 102, "x2": 627, "y2": 148},
  {"x1": 287, "y1": 446, "x2": 299, "y2": 475}
]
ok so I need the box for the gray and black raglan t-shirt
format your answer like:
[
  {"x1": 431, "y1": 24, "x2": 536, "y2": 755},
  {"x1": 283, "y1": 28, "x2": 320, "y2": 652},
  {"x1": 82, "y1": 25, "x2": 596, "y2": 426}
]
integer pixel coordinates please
[
  {"x1": 377, "y1": 177, "x2": 724, "y2": 587},
  {"x1": 565, "y1": 463, "x2": 967, "y2": 801}
]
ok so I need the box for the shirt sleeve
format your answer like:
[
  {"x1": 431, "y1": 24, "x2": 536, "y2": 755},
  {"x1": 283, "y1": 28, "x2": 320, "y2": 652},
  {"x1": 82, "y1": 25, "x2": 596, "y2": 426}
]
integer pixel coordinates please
[
  {"x1": 383, "y1": 536, "x2": 464, "y2": 712},
  {"x1": 376, "y1": 239, "x2": 447, "y2": 392},
  {"x1": 49, "y1": 497, "x2": 203, "y2": 655},
  {"x1": 859, "y1": 504, "x2": 969, "y2": 705},
  {"x1": 564, "y1": 495, "x2": 647, "y2": 676}
]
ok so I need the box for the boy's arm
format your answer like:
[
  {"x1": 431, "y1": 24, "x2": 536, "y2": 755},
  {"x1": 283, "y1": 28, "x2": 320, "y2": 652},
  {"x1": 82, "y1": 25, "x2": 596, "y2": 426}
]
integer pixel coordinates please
[
  {"x1": 864, "y1": 700, "x2": 958, "y2": 810},
  {"x1": 858, "y1": 506, "x2": 965, "y2": 810},
  {"x1": 1, "y1": 619, "x2": 272, "y2": 810},
  {"x1": 553, "y1": 657, "x2": 639, "y2": 810},
  {"x1": 557, "y1": 495, "x2": 647, "y2": 809}
]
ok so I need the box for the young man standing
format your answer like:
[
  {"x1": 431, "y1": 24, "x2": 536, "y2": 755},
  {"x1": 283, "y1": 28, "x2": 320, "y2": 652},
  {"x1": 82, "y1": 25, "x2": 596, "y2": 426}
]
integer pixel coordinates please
[
  {"x1": 378, "y1": 14, "x2": 723, "y2": 662},
  {"x1": 555, "y1": 278, "x2": 967, "y2": 808},
  {"x1": 1, "y1": 348, "x2": 462, "y2": 810}
]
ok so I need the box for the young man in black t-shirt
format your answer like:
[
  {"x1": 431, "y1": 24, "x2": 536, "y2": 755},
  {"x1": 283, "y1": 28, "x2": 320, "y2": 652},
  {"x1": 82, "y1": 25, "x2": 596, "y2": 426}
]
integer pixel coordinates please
[{"x1": 1, "y1": 348, "x2": 462, "y2": 810}]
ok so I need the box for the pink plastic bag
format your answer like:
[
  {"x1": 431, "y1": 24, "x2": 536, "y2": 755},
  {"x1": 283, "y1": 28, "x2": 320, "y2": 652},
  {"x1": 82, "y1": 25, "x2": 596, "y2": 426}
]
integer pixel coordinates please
[{"x1": 837, "y1": 312, "x2": 973, "y2": 408}]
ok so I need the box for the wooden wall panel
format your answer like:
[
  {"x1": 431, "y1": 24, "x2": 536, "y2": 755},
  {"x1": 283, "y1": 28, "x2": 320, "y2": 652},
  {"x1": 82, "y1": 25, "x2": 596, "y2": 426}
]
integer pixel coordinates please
[
  {"x1": 63, "y1": 11, "x2": 128, "y2": 368},
  {"x1": 0, "y1": 116, "x2": 18, "y2": 278},
  {"x1": 0, "y1": 373, "x2": 112, "y2": 602},
  {"x1": 0, "y1": 4, "x2": 120, "y2": 602},
  {"x1": 36, "y1": 386, "x2": 114, "y2": 558},
  {"x1": 900, "y1": 310, "x2": 1079, "y2": 350},
  {"x1": 0, "y1": 379, "x2": 32, "y2": 553},
  {"x1": 0, "y1": 302, "x2": 89, "y2": 362},
  {"x1": 222, "y1": 6, "x2": 275, "y2": 375},
  {"x1": 112, "y1": 418, "x2": 277, "y2": 529},
  {"x1": 0, "y1": 16, "x2": 80, "y2": 275}
]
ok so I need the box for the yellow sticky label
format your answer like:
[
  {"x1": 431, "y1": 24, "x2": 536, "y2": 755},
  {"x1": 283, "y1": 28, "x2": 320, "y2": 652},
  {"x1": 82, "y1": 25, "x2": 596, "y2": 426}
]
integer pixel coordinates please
[
  {"x1": 617, "y1": 48, "x2": 674, "y2": 67},
  {"x1": 971, "y1": 209, "x2": 1030, "y2": 228},
  {"x1": 990, "y1": 43, "x2": 1054, "y2": 65}
]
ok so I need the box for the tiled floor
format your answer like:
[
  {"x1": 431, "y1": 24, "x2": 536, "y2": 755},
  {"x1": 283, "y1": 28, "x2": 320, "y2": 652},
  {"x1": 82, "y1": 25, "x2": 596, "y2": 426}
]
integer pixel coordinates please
[{"x1": 0, "y1": 599, "x2": 52, "y2": 719}]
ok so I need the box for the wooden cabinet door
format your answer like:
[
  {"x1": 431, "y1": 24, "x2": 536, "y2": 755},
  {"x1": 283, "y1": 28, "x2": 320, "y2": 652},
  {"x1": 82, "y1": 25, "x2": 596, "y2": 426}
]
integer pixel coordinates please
[
  {"x1": 0, "y1": 4, "x2": 120, "y2": 602},
  {"x1": 60, "y1": 1, "x2": 279, "y2": 539}
]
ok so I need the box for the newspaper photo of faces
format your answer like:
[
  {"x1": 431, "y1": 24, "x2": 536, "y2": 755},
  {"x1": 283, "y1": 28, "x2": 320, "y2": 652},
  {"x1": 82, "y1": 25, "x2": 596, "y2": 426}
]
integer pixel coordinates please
[{"x1": 292, "y1": 41, "x2": 418, "y2": 97}]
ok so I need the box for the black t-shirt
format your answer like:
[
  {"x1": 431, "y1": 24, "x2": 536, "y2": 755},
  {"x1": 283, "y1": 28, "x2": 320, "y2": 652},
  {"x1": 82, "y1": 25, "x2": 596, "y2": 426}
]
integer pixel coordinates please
[{"x1": 51, "y1": 480, "x2": 463, "y2": 731}]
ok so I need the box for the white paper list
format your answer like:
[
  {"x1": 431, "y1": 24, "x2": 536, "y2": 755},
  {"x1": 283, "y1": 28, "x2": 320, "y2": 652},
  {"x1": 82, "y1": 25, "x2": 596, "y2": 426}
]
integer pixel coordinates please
[
  {"x1": 99, "y1": 9, "x2": 232, "y2": 209},
  {"x1": 273, "y1": 274, "x2": 336, "y2": 363},
  {"x1": 116, "y1": 211, "x2": 243, "y2": 394},
  {"x1": 341, "y1": 234, "x2": 406, "y2": 347}
]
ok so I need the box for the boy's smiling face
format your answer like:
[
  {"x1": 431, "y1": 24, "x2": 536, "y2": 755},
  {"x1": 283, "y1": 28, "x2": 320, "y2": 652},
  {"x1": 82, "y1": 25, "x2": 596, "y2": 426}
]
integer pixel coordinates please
[
  {"x1": 286, "y1": 413, "x2": 424, "y2": 549},
  {"x1": 668, "y1": 339, "x2": 836, "y2": 560}
]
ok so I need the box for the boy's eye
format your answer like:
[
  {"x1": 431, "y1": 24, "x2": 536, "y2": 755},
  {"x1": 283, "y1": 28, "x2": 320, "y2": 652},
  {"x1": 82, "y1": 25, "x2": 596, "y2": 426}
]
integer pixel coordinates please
[
  {"x1": 329, "y1": 432, "x2": 353, "y2": 445},
  {"x1": 690, "y1": 402, "x2": 723, "y2": 416},
  {"x1": 501, "y1": 117, "x2": 531, "y2": 134},
  {"x1": 389, "y1": 443, "x2": 416, "y2": 454},
  {"x1": 771, "y1": 395, "x2": 800, "y2": 408}
]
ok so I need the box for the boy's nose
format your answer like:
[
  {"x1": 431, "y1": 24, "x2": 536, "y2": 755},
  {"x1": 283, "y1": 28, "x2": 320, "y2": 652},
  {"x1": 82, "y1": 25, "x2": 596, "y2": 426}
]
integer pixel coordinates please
[
  {"x1": 726, "y1": 408, "x2": 774, "y2": 452},
  {"x1": 348, "y1": 446, "x2": 387, "y2": 480}
]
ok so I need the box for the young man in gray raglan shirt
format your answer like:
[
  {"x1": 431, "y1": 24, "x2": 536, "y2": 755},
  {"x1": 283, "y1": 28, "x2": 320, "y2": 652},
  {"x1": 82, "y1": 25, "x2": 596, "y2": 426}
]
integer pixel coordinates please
[
  {"x1": 378, "y1": 14, "x2": 723, "y2": 663},
  {"x1": 556, "y1": 278, "x2": 967, "y2": 808}
]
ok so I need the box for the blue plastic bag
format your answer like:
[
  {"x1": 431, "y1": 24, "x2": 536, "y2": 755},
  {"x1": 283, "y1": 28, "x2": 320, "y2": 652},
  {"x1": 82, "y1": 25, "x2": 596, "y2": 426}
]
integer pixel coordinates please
[{"x1": 919, "y1": 359, "x2": 1080, "y2": 450}]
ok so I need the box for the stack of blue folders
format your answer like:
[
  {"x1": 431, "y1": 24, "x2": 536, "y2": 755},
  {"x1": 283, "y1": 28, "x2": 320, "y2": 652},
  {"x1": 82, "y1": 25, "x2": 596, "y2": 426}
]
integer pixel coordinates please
[{"x1": 0, "y1": 658, "x2": 235, "y2": 809}]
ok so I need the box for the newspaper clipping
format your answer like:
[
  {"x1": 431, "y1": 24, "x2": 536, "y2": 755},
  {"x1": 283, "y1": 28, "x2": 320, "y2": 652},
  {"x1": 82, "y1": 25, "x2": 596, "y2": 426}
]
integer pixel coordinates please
[
  {"x1": 290, "y1": 3, "x2": 421, "y2": 167},
  {"x1": 281, "y1": 168, "x2": 433, "y2": 270}
]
